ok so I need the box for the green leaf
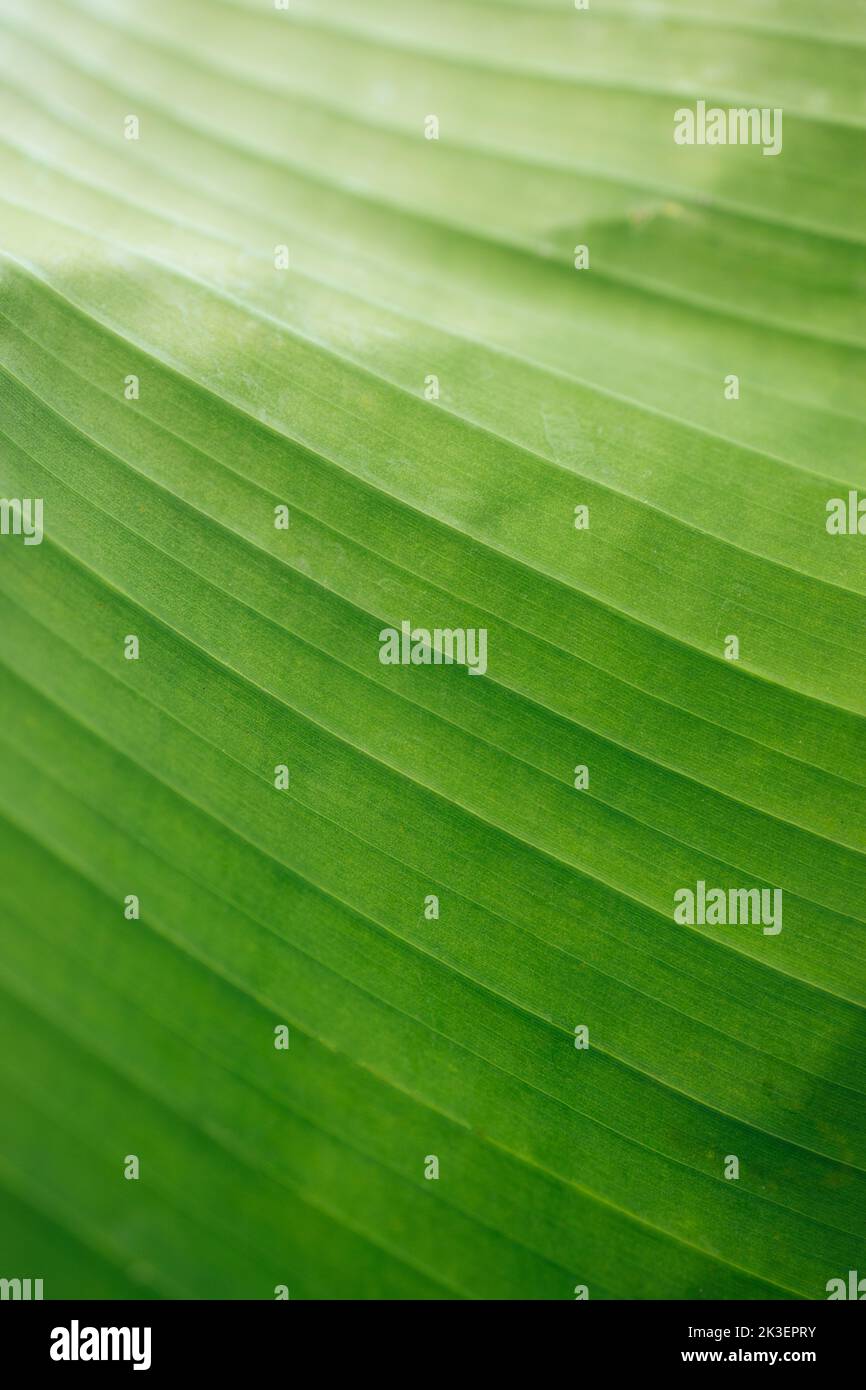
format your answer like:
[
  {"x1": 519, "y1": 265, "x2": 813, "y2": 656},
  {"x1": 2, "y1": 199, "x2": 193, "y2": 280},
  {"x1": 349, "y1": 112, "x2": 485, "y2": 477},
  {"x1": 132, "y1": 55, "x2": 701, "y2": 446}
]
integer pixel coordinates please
[{"x1": 1, "y1": 0, "x2": 864, "y2": 1299}]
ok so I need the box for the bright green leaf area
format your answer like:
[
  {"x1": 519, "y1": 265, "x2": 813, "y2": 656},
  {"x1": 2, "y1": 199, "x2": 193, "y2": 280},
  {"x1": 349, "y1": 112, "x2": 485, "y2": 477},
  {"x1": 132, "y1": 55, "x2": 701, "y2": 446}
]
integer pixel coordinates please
[{"x1": 0, "y1": 0, "x2": 864, "y2": 1299}]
